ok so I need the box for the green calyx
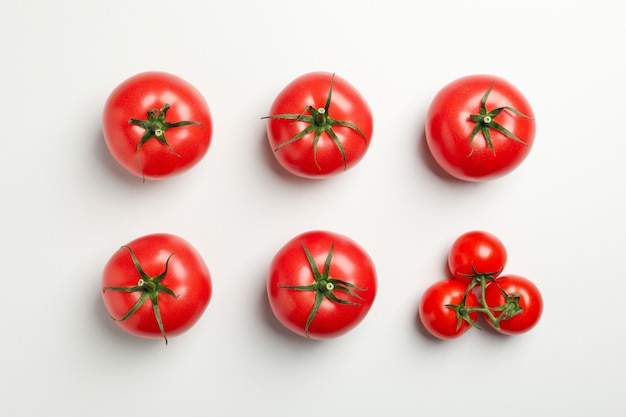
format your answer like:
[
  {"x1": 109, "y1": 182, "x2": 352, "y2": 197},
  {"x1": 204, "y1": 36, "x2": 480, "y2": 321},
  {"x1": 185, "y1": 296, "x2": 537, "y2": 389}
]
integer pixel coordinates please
[
  {"x1": 128, "y1": 103, "x2": 202, "y2": 181},
  {"x1": 468, "y1": 84, "x2": 533, "y2": 155},
  {"x1": 279, "y1": 241, "x2": 367, "y2": 338},
  {"x1": 448, "y1": 266, "x2": 523, "y2": 331},
  {"x1": 102, "y1": 246, "x2": 179, "y2": 345},
  {"x1": 263, "y1": 74, "x2": 367, "y2": 171}
]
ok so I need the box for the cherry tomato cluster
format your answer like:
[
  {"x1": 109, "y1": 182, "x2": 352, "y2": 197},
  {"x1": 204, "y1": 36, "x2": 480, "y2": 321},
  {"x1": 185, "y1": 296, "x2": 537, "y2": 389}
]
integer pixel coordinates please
[
  {"x1": 99, "y1": 70, "x2": 541, "y2": 344},
  {"x1": 419, "y1": 231, "x2": 543, "y2": 340}
]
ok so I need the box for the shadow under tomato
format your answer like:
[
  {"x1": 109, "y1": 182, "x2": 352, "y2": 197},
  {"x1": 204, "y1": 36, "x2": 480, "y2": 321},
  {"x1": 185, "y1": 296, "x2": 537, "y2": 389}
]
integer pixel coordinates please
[
  {"x1": 91, "y1": 285, "x2": 162, "y2": 350},
  {"x1": 258, "y1": 127, "x2": 360, "y2": 187},
  {"x1": 414, "y1": 302, "x2": 447, "y2": 344},
  {"x1": 416, "y1": 127, "x2": 491, "y2": 189},
  {"x1": 94, "y1": 127, "x2": 129, "y2": 180},
  {"x1": 417, "y1": 127, "x2": 457, "y2": 183},
  {"x1": 94, "y1": 125, "x2": 183, "y2": 189},
  {"x1": 256, "y1": 271, "x2": 328, "y2": 347},
  {"x1": 258, "y1": 128, "x2": 305, "y2": 183}
]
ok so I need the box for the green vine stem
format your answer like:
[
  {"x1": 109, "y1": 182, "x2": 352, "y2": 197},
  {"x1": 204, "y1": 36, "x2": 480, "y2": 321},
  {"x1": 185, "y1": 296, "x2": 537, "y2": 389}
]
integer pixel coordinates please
[{"x1": 448, "y1": 267, "x2": 523, "y2": 330}]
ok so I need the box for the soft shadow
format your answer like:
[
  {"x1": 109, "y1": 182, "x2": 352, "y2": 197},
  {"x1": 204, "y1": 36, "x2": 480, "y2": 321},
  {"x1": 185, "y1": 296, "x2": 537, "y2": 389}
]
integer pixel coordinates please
[
  {"x1": 91, "y1": 287, "x2": 161, "y2": 350},
  {"x1": 93, "y1": 126, "x2": 170, "y2": 190},
  {"x1": 417, "y1": 127, "x2": 460, "y2": 183},
  {"x1": 257, "y1": 127, "x2": 342, "y2": 188},
  {"x1": 256, "y1": 271, "x2": 325, "y2": 348},
  {"x1": 414, "y1": 303, "x2": 447, "y2": 344}
]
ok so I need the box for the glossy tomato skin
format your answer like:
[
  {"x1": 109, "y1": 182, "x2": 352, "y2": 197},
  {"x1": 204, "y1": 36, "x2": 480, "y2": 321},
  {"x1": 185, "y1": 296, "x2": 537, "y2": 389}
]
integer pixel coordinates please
[
  {"x1": 102, "y1": 233, "x2": 212, "y2": 341},
  {"x1": 425, "y1": 74, "x2": 535, "y2": 181},
  {"x1": 266, "y1": 72, "x2": 373, "y2": 179},
  {"x1": 267, "y1": 230, "x2": 377, "y2": 339},
  {"x1": 419, "y1": 279, "x2": 479, "y2": 340},
  {"x1": 103, "y1": 71, "x2": 212, "y2": 180},
  {"x1": 448, "y1": 230, "x2": 507, "y2": 283},
  {"x1": 484, "y1": 274, "x2": 543, "y2": 335}
]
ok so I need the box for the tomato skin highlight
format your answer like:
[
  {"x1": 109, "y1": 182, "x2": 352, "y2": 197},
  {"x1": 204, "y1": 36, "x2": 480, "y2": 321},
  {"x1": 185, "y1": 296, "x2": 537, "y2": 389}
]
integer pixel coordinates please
[
  {"x1": 102, "y1": 71, "x2": 213, "y2": 180},
  {"x1": 101, "y1": 233, "x2": 212, "y2": 342},
  {"x1": 425, "y1": 74, "x2": 535, "y2": 181},
  {"x1": 448, "y1": 230, "x2": 508, "y2": 283},
  {"x1": 484, "y1": 274, "x2": 543, "y2": 335},
  {"x1": 266, "y1": 72, "x2": 373, "y2": 179},
  {"x1": 419, "y1": 279, "x2": 479, "y2": 340},
  {"x1": 267, "y1": 230, "x2": 377, "y2": 339}
]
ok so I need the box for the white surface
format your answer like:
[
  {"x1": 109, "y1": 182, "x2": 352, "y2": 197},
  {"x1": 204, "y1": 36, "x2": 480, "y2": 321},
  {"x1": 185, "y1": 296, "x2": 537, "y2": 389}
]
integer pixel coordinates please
[{"x1": 1, "y1": 1, "x2": 624, "y2": 415}]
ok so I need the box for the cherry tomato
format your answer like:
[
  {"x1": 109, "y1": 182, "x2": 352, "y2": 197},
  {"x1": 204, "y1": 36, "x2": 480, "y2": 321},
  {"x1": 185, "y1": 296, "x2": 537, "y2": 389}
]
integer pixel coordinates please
[
  {"x1": 103, "y1": 71, "x2": 213, "y2": 181},
  {"x1": 267, "y1": 230, "x2": 377, "y2": 339},
  {"x1": 419, "y1": 279, "x2": 479, "y2": 340},
  {"x1": 448, "y1": 230, "x2": 507, "y2": 284},
  {"x1": 265, "y1": 72, "x2": 373, "y2": 179},
  {"x1": 483, "y1": 274, "x2": 543, "y2": 335},
  {"x1": 425, "y1": 74, "x2": 535, "y2": 181},
  {"x1": 101, "y1": 233, "x2": 212, "y2": 344}
]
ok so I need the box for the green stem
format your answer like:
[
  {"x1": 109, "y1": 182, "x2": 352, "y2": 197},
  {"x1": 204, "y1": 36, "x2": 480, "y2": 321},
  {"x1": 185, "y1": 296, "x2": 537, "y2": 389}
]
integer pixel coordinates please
[
  {"x1": 278, "y1": 241, "x2": 367, "y2": 338},
  {"x1": 261, "y1": 73, "x2": 367, "y2": 172},
  {"x1": 128, "y1": 103, "x2": 202, "y2": 182},
  {"x1": 477, "y1": 279, "x2": 500, "y2": 327},
  {"x1": 314, "y1": 108, "x2": 327, "y2": 126},
  {"x1": 102, "y1": 246, "x2": 179, "y2": 345},
  {"x1": 450, "y1": 270, "x2": 521, "y2": 330}
]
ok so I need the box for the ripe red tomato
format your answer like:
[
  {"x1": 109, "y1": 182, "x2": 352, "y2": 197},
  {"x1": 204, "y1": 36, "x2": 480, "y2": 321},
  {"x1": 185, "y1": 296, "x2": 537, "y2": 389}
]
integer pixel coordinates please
[
  {"x1": 425, "y1": 74, "x2": 535, "y2": 181},
  {"x1": 102, "y1": 71, "x2": 213, "y2": 181},
  {"x1": 101, "y1": 233, "x2": 212, "y2": 344},
  {"x1": 267, "y1": 230, "x2": 377, "y2": 339},
  {"x1": 448, "y1": 230, "x2": 507, "y2": 284},
  {"x1": 483, "y1": 274, "x2": 543, "y2": 335},
  {"x1": 419, "y1": 279, "x2": 479, "y2": 340},
  {"x1": 265, "y1": 72, "x2": 373, "y2": 179}
]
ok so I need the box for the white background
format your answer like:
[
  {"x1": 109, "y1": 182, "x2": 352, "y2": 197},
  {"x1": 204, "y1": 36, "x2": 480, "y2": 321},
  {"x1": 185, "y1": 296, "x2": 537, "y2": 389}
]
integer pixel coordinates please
[{"x1": 1, "y1": 1, "x2": 624, "y2": 415}]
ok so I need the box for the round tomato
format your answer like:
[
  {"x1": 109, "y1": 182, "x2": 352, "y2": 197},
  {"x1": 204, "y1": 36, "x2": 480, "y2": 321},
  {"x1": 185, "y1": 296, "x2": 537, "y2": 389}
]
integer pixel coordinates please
[
  {"x1": 265, "y1": 72, "x2": 373, "y2": 179},
  {"x1": 425, "y1": 74, "x2": 535, "y2": 181},
  {"x1": 267, "y1": 230, "x2": 377, "y2": 339},
  {"x1": 483, "y1": 274, "x2": 543, "y2": 335},
  {"x1": 448, "y1": 230, "x2": 507, "y2": 284},
  {"x1": 101, "y1": 233, "x2": 212, "y2": 344},
  {"x1": 103, "y1": 71, "x2": 213, "y2": 181},
  {"x1": 419, "y1": 279, "x2": 479, "y2": 340}
]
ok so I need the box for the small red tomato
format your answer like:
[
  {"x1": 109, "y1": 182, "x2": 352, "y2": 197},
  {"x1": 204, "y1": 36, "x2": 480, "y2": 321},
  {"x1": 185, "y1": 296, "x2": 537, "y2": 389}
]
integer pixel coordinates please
[
  {"x1": 425, "y1": 74, "x2": 535, "y2": 181},
  {"x1": 448, "y1": 230, "x2": 507, "y2": 284},
  {"x1": 483, "y1": 274, "x2": 543, "y2": 335},
  {"x1": 101, "y1": 233, "x2": 212, "y2": 344},
  {"x1": 265, "y1": 72, "x2": 373, "y2": 179},
  {"x1": 103, "y1": 71, "x2": 213, "y2": 181},
  {"x1": 419, "y1": 279, "x2": 479, "y2": 340},
  {"x1": 267, "y1": 230, "x2": 377, "y2": 339}
]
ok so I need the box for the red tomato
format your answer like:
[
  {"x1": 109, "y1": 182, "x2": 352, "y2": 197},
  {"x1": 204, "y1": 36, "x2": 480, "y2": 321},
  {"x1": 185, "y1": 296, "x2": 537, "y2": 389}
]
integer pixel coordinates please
[
  {"x1": 425, "y1": 74, "x2": 535, "y2": 181},
  {"x1": 267, "y1": 230, "x2": 377, "y2": 339},
  {"x1": 103, "y1": 71, "x2": 212, "y2": 181},
  {"x1": 448, "y1": 230, "x2": 507, "y2": 284},
  {"x1": 419, "y1": 279, "x2": 479, "y2": 340},
  {"x1": 265, "y1": 72, "x2": 373, "y2": 179},
  {"x1": 101, "y1": 233, "x2": 212, "y2": 344},
  {"x1": 483, "y1": 274, "x2": 543, "y2": 335}
]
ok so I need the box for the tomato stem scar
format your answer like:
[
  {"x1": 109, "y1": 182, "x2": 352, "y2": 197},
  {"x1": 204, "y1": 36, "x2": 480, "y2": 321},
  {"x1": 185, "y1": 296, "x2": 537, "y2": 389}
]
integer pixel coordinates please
[
  {"x1": 128, "y1": 103, "x2": 202, "y2": 182},
  {"x1": 277, "y1": 241, "x2": 366, "y2": 338},
  {"x1": 101, "y1": 246, "x2": 179, "y2": 345},
  {"x1": 468, "y1": 83, "x2": 533, "y2": 155},
  {"x1": 262, "y1": 73, "x2": 367, "y2": 171}
]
